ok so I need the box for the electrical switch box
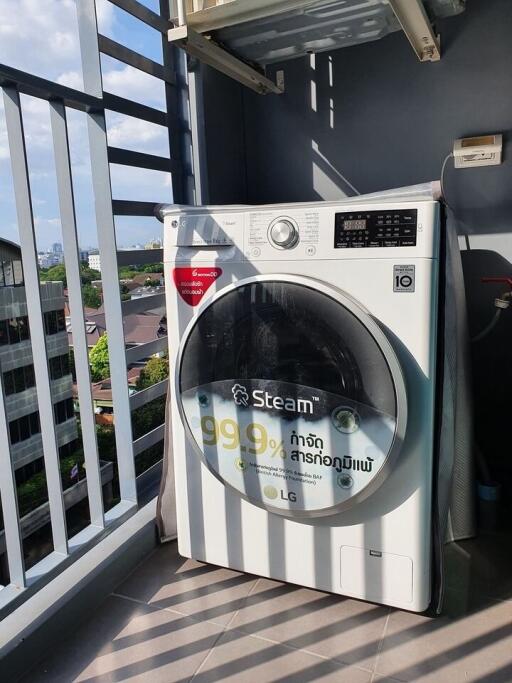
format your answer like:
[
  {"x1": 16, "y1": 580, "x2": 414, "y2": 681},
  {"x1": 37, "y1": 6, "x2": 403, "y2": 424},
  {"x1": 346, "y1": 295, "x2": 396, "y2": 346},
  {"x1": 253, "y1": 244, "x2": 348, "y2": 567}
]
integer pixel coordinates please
[{"x1": 453, "y1": 134, "x2": 503, "y2": 168}]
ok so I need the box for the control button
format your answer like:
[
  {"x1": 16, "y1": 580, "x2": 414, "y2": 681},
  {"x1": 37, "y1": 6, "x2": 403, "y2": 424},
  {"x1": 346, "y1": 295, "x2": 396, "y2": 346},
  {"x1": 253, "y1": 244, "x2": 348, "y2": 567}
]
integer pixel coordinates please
[
  {"x1": 306, "y1": 245, "x2": 316, "y2": 256},
  {"x1": 250, "y1": 247, "x2": 261, "y2": 257},
  {"x1": 399, "y1": 238, "x2": 416, "y2": 247},
  {"x1": 401, "y1": 227, "x2": 414, "y2": 236},
  {"x1": 383, "y1": 239, "x2": 399, "y2": 247},
  {"x1": 269, "y1": 219, "x2": 299, "y2": 249}
]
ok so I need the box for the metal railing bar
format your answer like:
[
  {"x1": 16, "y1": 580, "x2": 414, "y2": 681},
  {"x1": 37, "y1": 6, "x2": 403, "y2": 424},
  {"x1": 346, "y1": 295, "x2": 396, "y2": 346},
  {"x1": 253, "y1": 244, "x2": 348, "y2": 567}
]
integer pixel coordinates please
[
  {"x1": 86, "y1": 112, "x2": 138, "y2": 504},
  {"x1": 98, "y1": 35, "x2": 176, "y2": 85},
  {"x1": 112, "y1": 200, "x2": 159, "y2": 217},
  {"x1": 107, "y1": 0, "x2": 169, "y2": 32},
  {"x1": 108, "y1": 146, "x2": 179, "y2": 174},
  {"x1": 125, "y1": 336, "x2": 168, "y2": 364},
  {"x1": 160, "y1": 0, "x2": 190, "y2": 204},
  {"x1": 0, "y1": 63, "x2": 102, "y2": 113},
  {"x1": 3, "y1": 86, "x2": 68, "y2": 555},
  {"x1": 103, "y1": 91, "x2": 168, "y2": 126},
  {"x1": 0, "y1": 372, "x2": 26, "y2": 587},
  {"x1": 133, "y1": 423, "x2": 166, "y2": 455},
  {"x1": 78, "y1": 1, "x2": 138, "y2": 504},
  {"x1": 129, "y1": 378, "x2": 168, "y2": 410},
  {"x1": 50, "y1": 100, "x2": 105, "y2": 529},
  {"x1": 121, "y1": 292, "x2": 166, "y2": 315},
  {"x1": 77, "y1": 1, "x2": 104, "y2": 99}
]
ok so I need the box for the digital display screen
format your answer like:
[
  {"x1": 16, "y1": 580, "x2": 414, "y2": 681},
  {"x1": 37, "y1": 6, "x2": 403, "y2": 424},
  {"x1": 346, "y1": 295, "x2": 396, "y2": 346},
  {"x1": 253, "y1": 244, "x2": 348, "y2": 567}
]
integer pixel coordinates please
[{"x1": 343, "y1": 219, "x2": 367, "y2": 231}]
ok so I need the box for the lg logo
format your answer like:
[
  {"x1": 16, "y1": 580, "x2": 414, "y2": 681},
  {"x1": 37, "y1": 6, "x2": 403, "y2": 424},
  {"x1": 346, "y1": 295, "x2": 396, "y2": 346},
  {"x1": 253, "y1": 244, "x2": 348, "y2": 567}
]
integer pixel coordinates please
[{"x1": 263, "y1": 485, "x2": 297, "y2": 502}]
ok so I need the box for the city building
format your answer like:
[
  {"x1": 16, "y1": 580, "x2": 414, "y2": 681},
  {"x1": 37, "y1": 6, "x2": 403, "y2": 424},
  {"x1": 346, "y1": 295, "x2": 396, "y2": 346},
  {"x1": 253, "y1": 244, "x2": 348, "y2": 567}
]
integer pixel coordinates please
[
  {"x1": 144, "y1": 238, "x2": 162, "y2": 249},
  {"x1": 37, "y1": 251, "x2": 63, "y2": 268},
  {"x1": 0, "y1": 239, "x2": 86, "y2": 581},
  {"x1": 88, "y1": 251, "x2": 101, "y2": 271},
  {"x1": 0, "y1": 240, "x2": 78, "y2": 483}
]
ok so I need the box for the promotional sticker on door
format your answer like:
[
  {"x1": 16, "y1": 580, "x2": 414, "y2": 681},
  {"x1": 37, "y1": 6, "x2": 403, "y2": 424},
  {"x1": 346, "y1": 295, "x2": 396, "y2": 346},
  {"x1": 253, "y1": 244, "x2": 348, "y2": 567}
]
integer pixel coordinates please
[{"x1": 181, "y1": 376, "x2": 397, "y2": 515}]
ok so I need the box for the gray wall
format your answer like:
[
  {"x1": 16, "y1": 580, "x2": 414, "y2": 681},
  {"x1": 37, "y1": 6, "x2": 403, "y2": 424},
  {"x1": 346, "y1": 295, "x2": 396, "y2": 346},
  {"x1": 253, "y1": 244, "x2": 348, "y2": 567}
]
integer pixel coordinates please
[{"x1": 202, "y1": 0, "x2": 512, "y2": 492}]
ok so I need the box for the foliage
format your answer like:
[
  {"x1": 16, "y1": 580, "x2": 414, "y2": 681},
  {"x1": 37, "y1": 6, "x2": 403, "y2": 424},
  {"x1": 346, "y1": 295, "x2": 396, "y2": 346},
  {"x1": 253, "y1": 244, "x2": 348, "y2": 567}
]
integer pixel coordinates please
[
  {"x1": 38, "y1": 263, "x2": 101, "y2": 288},
  {"x1": 141, "y1": 263, "x2": 163, "y2": 273},
  {"x1": 89, "y1": 334, "x2": 110, "y2": 381},
  {"x1": 96, "y1": 424, "x2": 116, "y2": 461},
  {"x1": 82, "y1": 284, "x2": 102, "y2": 309},
  {"x1": 132, "y1": 396, "x2": 166, "y2": 440},
  {"x1": 118, "y1": 268, "x2": 139, "y2": 280},
  {"x1": 80, "y1": 264, "x2": 101, "y2": 285},
  {"x1": 40, "y1": 264, "x2": 67, "y2": 287},
  {"x1": 16, "y1": 450, "x2": 86, "y2": 518},
  {"x1": 135, "y1": 440, "x2": 164, "y2": 476},
  {"x1": 136, "y1": 355, "x2": 169, "y2": 390},
  {"x1": 144, "y1": 278, "x2": 161, "y2": 287}
]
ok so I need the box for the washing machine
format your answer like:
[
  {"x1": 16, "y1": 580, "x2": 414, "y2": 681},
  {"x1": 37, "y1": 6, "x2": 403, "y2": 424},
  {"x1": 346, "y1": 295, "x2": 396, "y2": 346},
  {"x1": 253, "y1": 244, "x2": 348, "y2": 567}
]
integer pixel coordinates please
[{"x1": 163, "y1": 198, "x2": 440, "y2": 612}]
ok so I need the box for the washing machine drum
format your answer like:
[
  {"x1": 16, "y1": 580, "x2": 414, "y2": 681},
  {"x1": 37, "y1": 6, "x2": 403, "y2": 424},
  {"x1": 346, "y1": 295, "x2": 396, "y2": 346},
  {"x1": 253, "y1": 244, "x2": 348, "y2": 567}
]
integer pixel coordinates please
[{"x1": 178, "y1": 277, "x2": 407, "y2": 517}]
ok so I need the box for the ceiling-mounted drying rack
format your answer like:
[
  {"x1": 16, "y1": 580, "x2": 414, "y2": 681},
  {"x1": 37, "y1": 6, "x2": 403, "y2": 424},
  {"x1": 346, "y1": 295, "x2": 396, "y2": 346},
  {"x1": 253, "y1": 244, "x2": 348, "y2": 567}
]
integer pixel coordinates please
[{"x1": 168, "y1": 0, "x2": 465, "y2": 94}]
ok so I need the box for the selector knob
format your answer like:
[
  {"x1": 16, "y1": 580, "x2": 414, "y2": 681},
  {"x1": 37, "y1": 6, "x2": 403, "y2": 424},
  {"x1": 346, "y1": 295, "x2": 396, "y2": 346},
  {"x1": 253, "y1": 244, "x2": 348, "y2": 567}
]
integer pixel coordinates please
[{"x1": 269, "y1": 219, "x2": 299, "y2": 249}]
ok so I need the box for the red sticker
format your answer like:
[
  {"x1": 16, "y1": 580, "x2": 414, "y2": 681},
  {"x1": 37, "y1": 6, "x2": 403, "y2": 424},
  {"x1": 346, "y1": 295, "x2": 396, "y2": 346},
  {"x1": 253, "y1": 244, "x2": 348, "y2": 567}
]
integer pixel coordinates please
[{"x1": 173, "y1": 267, "x2": 223, "y2": 306}]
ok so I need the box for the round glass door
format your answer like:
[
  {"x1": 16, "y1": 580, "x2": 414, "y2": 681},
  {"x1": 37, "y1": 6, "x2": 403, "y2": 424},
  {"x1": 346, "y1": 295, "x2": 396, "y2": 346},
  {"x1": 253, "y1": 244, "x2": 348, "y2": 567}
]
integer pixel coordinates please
[{"x1": 178, "y1": 276, "x2": 407, "y2": 517}]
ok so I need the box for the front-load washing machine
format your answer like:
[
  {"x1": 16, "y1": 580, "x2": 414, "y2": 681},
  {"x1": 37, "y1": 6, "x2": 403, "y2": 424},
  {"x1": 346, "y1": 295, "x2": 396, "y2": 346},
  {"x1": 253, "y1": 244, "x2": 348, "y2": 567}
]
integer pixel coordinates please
[{"x1": 163, "y1": 198, "x2": 440, "y2": 612}]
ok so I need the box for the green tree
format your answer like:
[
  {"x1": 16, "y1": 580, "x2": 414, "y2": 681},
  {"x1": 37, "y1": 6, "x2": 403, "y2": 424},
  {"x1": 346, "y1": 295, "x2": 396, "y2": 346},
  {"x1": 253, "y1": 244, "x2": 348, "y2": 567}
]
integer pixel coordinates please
[
  {"x1": 136, "y1": 355, "x2": 169, "y2": 390},
  {"x1": 80, "y1": 264, "x2": 101, "y2": 285},
  {"x1": 119, "y1": 282, "x2": 131, "y2": 302},
  {"x1": 82, "y1": 284, "x2": 101, "y2": 309},
  {"x1": 89, "y1": 334, "x2": 110, "y2": 381},
  {"x1": 118, "y1": 267, "x2": 139, "y2": 280},
  {"x1": 142, "y1": 263, "x2": 164, "y2": 273},
  {"x1": 132, "y1": 396, "x2": 166, "y2": 439},
  {"x1": 42, "y1": 264, "x2": 67, "y2": 287}
]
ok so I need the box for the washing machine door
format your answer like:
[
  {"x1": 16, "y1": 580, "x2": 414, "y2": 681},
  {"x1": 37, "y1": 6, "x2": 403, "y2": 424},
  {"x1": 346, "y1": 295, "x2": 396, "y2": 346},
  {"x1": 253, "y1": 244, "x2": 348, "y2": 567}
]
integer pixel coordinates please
[{"x1": 177, "y1": 275, "x2": 407, "y2": 518}]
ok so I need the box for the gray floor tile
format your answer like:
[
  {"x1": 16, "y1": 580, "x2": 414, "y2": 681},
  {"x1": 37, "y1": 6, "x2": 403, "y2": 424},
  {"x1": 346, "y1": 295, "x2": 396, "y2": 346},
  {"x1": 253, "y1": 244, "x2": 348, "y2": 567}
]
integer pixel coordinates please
[
  {"x1": 192, "y1": 630, "x2": 373, "y2": 683},
  {"x1": 116, "y1": 543, "x2": 258, "y2": 626},
  {"x1": 228, "y1": 577, "x2": 389, "y2": 670},
  {"x1": 20, "y1": 594, "x2": 224, "y2": 683},
  {"x1": 375, "y1": 598, "x2": 512, "y2": 682}
]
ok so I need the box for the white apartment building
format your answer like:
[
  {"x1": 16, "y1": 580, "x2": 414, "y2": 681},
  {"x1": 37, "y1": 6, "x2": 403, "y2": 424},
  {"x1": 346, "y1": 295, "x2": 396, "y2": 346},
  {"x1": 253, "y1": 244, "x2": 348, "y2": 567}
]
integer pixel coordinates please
[{"x1": 88, "y1": 252, "x2": 101, "y2": 271}]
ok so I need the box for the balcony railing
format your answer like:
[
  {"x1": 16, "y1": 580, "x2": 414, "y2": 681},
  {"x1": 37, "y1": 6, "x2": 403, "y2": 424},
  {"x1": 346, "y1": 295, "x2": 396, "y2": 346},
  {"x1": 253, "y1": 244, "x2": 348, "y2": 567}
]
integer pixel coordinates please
[{"x1": 0, "y1": 0, "x2": 192, "y2": 623}]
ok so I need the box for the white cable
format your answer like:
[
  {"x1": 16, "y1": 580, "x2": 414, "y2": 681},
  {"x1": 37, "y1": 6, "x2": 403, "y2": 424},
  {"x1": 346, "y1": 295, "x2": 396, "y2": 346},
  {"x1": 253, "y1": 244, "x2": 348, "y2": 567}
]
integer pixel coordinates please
[{"x1": 440, "y1": 152, "x2": 454, "y2": 212}]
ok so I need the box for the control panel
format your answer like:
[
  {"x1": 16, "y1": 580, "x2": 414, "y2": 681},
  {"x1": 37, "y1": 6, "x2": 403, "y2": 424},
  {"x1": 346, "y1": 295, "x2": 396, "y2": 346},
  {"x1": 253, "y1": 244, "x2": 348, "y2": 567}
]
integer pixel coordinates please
[{"x1": 334, "y1": 209, "x2": 417, "y2": 249}]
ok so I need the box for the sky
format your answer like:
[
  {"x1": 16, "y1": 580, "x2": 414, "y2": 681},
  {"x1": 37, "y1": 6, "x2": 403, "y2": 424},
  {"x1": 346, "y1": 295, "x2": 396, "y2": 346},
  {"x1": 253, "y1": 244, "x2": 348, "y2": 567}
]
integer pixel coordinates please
[{"x1": 0, "y1": 0, "x2": 173, "y2": 251}]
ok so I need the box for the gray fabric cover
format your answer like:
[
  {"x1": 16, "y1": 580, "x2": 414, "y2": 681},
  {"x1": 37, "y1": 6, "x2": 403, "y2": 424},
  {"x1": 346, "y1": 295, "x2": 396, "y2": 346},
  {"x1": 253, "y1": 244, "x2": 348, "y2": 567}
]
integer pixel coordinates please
[{"x1": 439, "y1": 209, "x2": 475, "y2": 543}]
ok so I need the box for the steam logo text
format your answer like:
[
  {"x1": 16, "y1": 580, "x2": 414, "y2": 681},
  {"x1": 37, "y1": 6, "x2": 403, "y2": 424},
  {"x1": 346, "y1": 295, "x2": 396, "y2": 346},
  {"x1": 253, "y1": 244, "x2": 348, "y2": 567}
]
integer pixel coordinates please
[
  {"x1": 232, "y1": 384, "x2": 249, "y2": 407},
  {"x1": 231, "y1": 384, "x2": 313, "y2": 415}
]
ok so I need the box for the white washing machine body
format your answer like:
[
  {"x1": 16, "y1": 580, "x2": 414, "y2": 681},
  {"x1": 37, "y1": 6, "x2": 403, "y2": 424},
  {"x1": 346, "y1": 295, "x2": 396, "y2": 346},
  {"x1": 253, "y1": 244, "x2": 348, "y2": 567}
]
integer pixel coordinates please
[{"x1": 163, "y1": 199, "x2": 440, "y2": 612}]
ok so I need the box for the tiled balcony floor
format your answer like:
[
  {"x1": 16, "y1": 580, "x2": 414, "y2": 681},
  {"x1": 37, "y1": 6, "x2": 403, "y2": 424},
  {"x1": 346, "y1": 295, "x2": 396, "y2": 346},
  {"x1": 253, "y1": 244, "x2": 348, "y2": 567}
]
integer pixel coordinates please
[{"x1": 21, "y1": 532, "x2": 512, "y2": 682}]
